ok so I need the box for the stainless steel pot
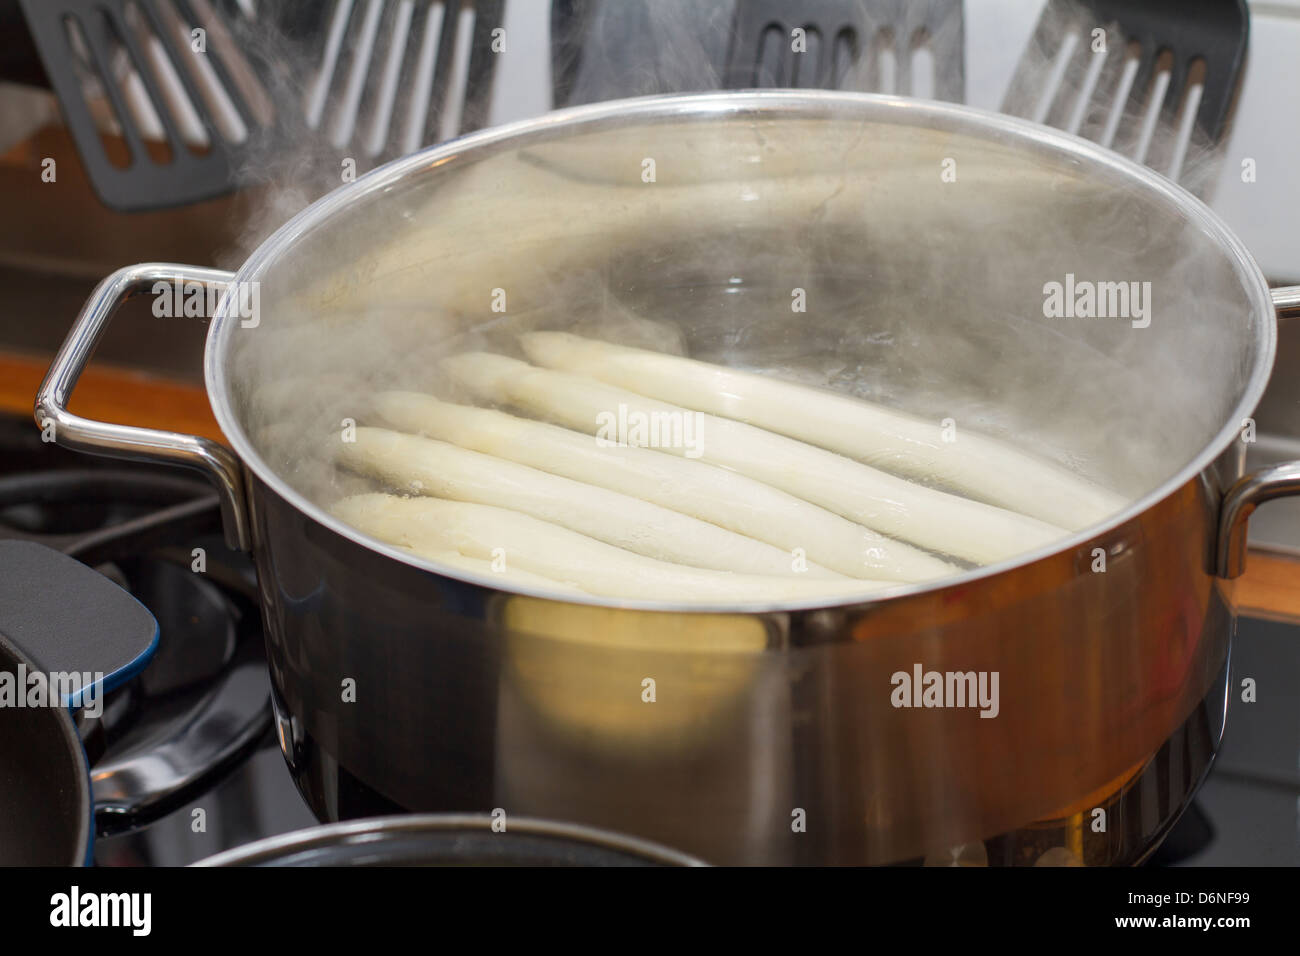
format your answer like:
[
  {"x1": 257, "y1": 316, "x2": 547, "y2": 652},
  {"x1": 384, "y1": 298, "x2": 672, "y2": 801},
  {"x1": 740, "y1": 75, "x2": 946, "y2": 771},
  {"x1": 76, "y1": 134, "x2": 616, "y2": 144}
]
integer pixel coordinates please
[
  {"x1": 36, "y1": 92, "x2": 1300, "y2": 865},
  {"x1": 193, "y1": 814, "x2": 705, "y2": 866}
]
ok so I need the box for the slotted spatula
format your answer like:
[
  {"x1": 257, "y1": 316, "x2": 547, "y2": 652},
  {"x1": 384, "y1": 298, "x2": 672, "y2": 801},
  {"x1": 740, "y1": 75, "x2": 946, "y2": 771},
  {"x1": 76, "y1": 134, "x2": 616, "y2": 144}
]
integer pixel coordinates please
[
  {"x1": 19, "y1": 0, "x2": 278, "y2": 211},
  {"x1": 18, "y1": 0, "x2": 503, "y2": 211},
  {"x1": 303, "y1": 0, "x2": 503, "y2": 164},
  {"x1": 551, "y1": 0, "x2": 964, "y2": 106},
  {"x1": 725, "y1": 0, "x2": 964, "y2": 100},
  {"x1": 1001, "y1": 0, "x2": 1248, "y2": 195}
]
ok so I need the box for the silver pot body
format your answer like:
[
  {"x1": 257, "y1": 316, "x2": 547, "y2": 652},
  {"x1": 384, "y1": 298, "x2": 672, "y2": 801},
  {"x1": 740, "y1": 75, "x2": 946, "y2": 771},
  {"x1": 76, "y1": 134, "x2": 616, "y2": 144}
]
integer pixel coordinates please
[
  {"x1": 38, "y1": 92, "x2": 1300, "y2": 865},
  {"x1": 248, "y1": 467, "x2": 1233, "y2": 865}
]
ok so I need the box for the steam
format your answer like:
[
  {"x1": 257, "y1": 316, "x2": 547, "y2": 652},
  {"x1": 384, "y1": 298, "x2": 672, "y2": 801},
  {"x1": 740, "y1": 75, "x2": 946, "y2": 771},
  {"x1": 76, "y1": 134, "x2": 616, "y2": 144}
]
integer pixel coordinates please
[
  {"x1": 210, "y1": 3, "x2": 1260, "y2": 588},
  {"x1": 212, "y1": 13, "x2": 346, "y2": 268}
]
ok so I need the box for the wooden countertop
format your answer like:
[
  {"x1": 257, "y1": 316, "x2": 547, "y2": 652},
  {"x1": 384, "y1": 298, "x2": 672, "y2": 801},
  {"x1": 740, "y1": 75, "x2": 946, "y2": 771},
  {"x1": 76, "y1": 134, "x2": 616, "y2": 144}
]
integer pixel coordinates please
[
  {"x1": 1231, "y1": 551, "x2": 1300, "y2": 623},
  {"x1": 2, "y1": 348, "x2": 1297, "y2": 620},
  {"x1": 0, "y1": 350, "x2": 224, "y2": 443}
]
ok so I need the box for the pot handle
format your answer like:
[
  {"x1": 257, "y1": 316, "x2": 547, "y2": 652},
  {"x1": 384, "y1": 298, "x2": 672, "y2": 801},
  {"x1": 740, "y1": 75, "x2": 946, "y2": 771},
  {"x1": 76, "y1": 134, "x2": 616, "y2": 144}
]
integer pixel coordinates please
[
  {"x1": 34, "y1": 263, "x2": 251, "y2": 551},
  {"x1": 1216, "y1": 285, "x2": 1300, "y2": 578}
]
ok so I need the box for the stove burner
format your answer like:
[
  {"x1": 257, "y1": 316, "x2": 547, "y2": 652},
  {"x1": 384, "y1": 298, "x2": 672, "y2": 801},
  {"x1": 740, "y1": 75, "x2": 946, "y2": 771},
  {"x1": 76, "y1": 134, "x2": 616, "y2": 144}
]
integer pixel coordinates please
[
  {"x1": 123, "y1": 555, "x2": 238, "y2": 695},
  {"x1": 0, "y1": 469, "x2": 220, "y2": 565}
]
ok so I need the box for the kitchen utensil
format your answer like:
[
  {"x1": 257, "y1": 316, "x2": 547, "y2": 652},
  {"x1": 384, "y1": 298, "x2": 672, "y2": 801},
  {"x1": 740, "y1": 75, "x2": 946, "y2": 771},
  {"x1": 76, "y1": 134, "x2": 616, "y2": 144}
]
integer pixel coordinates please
[
  {"x1": 18, "y1": 0, "x2": 279, "y2": 211},
  {"x1": 552, "y1": 0, "x2": 963, "y2": 105},
  {"x1": 300, "y1": 0, "x2": 504, "y2": 166},
  {"x1": 0, "y1": 539, "x2": 158, "y2": 865},
  {"x1": 725, "y1": 0, "x2": 963, "y2": 98},
  {"x1": 17, "y1": 0, "x2": 503, "y2": 211},
  {"x1": 35, "y1": 91, "x2": 1300, "y2": 865},
  {"x1": 1001, "y1": 0, "x2": 1248, "y2": 192}
]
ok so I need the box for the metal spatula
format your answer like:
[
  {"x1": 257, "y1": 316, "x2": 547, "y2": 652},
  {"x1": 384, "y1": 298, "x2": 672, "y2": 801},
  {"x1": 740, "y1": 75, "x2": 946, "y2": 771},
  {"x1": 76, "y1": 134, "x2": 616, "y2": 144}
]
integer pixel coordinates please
[
  {"x1": 725, "y1": 0, "x2": 964, "y2": 100},
  {"x1": 1001, "y1": 0, "x2": 1248, "y2": 195},
  {"x1": 18, "y1": 0, "x2": 503, "y2": 212},
  {"x1": 551, "y1": 0, "x2": 964, "y2": 106},
  {"x1": 303, "y1": 0, "x2": 503, "y2": 165},
  {"x1": 19, "y1": 0, "x2": 278, "y2": 211}
]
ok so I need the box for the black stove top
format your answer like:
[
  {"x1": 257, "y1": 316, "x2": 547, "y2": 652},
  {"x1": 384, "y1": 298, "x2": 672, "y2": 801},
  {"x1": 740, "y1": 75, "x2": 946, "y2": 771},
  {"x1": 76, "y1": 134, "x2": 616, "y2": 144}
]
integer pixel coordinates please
[
  {"x1": 0, "y1": 413, "x2": 1295, "y2": 866},
  {"x1": 1152, "y1": 614, "x2": 1300, "y2": 866},
  {"x1": 0, "y1": 416, "x2": 315, "y2": 864}
]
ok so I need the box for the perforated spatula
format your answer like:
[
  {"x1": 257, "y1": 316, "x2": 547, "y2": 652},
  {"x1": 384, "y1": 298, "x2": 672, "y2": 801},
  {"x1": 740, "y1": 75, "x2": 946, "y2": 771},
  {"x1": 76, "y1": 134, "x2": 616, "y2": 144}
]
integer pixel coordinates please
[
  {"x1": 18, "y1": 0, "x2": 504, "y2": 212},
  {"x1": 18, "y1": 0, "x2": 278, "y2": 211},
  {"x1": 551, "y1": 0, "x2": 964, "y2": 106},
  {"x1": 724, "y1": 0, "x2": 964, "y2": 100},
  {"x1": 1001, "y1": 0, "x2": 1248, "y2": 195}
]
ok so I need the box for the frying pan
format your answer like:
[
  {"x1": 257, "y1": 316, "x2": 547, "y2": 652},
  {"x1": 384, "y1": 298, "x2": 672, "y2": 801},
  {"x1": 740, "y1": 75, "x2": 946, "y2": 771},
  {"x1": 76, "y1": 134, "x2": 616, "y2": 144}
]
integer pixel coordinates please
[{"x1": 0, "y1": 539, "x2": 158, "y2": 865}]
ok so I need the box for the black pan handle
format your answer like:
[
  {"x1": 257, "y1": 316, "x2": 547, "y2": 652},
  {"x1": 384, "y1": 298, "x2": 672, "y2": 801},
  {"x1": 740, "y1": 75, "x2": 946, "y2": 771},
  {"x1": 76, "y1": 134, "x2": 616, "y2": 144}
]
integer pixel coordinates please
[{"x1": 0, "y1": 540, "x2": 158, "y2": 713}]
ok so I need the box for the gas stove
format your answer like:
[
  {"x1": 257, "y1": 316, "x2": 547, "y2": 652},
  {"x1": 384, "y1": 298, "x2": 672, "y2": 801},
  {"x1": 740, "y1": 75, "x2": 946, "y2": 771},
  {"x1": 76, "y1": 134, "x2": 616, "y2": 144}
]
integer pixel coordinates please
[
  {"x1": 0, "y1": 413, "x2": 1293, "y2": 866},
  {"x1": 0, "y1": 416, "x2": 315, "y2": 865}
]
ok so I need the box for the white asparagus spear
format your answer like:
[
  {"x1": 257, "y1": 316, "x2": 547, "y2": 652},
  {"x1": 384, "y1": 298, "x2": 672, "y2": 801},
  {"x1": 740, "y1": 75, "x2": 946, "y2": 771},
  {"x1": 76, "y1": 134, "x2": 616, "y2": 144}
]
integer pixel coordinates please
[
  {"x1": 339, "y1": 426, "x2": 840, "y2": 578},
  {"x1": 330, "y1": 494, "x2": 899, "y2": 604},
  {"x1": 441, "y1": 353, "x2": 1068, "y2": 564},
  {"x1": 392, "y1": 546, "x2": 588, "y2": 596},
  {"x1": 521, "y1": 331, "x2": 1128, "y2": 531},
  {"x1": 372, "y1": 392, "x2": 957, "y2": 582}
]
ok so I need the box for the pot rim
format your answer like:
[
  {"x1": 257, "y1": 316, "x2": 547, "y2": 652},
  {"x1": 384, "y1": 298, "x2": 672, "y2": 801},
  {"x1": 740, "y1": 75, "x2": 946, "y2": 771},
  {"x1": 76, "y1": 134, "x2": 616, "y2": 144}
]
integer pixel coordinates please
[
  {"x1": 205, "y1": 90, "x2": 1276, "y2": 614},
  {"x1": 191, "y1": 813, "x2": 708, "y2": 866}
]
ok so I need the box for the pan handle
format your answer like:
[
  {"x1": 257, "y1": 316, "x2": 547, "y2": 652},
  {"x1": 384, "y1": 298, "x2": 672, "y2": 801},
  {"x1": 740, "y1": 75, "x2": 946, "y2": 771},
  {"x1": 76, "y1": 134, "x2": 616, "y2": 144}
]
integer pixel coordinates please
[
  {"x1": 34, "y1": 263, "x2": 250, "y2": 551},
  {"x1": 1216, "y1": 285, "x2": 1300, "y2": 578}
]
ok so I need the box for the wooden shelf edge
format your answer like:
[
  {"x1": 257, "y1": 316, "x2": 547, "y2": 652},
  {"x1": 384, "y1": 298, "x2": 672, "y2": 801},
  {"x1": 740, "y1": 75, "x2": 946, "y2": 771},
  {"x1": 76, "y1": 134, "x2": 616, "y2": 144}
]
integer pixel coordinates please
[
  {"x1": 1234, "y1": 551, "x2": 1300, "y2": 622},
  {"x1": 0, "y1": 349, "x2": 224, "y2": 443}
]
